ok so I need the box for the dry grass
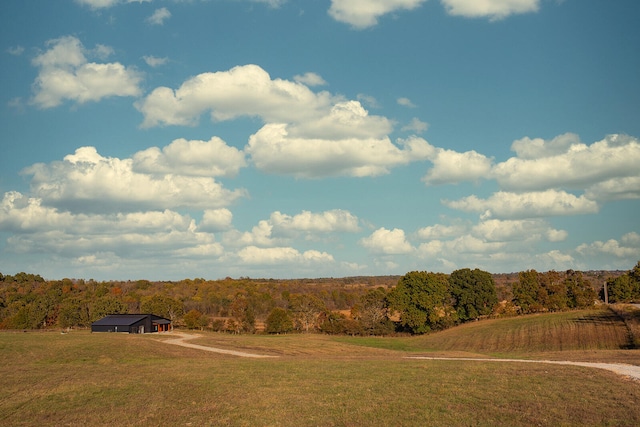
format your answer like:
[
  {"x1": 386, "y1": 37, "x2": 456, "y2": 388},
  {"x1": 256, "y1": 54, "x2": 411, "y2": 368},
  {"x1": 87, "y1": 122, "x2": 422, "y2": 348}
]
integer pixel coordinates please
[
  {"x1": 608, "y1": 304, "x2": 640, "y2": 348},
  {"x1": 1, "y1": 308, "x2": 639, "y2": 426}
]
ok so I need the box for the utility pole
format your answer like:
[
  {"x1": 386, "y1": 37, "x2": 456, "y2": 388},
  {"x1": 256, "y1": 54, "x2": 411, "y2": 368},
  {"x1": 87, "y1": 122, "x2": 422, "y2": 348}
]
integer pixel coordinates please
[{"x1": 603, "y1": 280, "x2": 609, "y2": 304}]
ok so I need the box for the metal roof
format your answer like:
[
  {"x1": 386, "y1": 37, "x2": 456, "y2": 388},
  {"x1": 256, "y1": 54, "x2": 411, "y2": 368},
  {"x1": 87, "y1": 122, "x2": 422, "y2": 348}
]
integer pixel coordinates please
[{"x1": 91, "y1": 314, "x2": 149, "y2": 326}]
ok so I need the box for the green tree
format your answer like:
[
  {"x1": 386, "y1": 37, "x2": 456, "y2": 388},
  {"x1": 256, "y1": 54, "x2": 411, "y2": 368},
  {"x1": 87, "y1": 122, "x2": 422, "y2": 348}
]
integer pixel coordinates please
[
  {"x1": 91, "y1": 296, "x2": 127, "y2": 322},
  {"x1": 512, "y1": 270, "x2": 546, "y2": 314},
  {"x1": 604, "y1": 275, "x2": 634, "y2": 303},
  {"x1": 564, "y1": 270, "x2": 596, "y2": 309},
  {"x1": 265, "y1": 307, "x2": 294, "y2": 334},
  {"x1": 141, "y1": 295, "x2": 184, "y2": 321},
  {"x1": 449, "y1": 268, "x2": 498, "y2": 322},
  {"x1": 58, "y1": 297, "x2": 91, "y2": 328},
  {"x1": 388, "y1": 271, "x2": 454, "y2": 334}
]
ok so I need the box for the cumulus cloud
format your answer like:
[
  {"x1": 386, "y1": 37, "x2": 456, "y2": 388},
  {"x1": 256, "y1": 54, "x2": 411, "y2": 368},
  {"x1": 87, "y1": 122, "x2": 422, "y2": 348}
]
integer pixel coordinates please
[
  {"x1": 471, "y1": 219, "x2": 567, "y2": 243},
  {"x1": 328, "y1": 0, "x2": 427, "y2": 29},
  {"x1": 0, "y1": 191, "x2": 216, "y2": 259},
  {"x1": 146, "y1": 7, "x2": 171, "y2": 25},
  {"x1": 576, "y1": 232, "x2": 640, "y2": 259},
  {"x1": 270, "y1": 209, "x2": 361, "y2": 236},
  {"x1": 198, "y1": 209, "x2": 234, "y2": 232},
  {"x1": 223, "y1": 209, "x2": 360, "y2": 246},
  {"x1": 493, "y1": 134, "x2": 640, "y2": 197},
  {"x1": 132, "y1": 137, "x2": 246, "y2": 178},
  {"x1": 246, "y1": 124, "x2": 432, "y2": 178},
  {"x1": 422, "y1": 147, "x2": 493, "y2": 185},
  {"x1": 237, "y1": 246, "x2": 334, "y2": 265},
  {"x1": 443, "y1": 190, "x2": 599, "y2": 219},
  {"x1": 31, "y1": 36, "x2": 142, "y2": 108},
  {"x1": 22, "y1": 146, "x2": 246, "y2": 213},
  {"x1": 441, "y1": 0, "x2": 540, "y2": 20},
  {"x1": 136, "y1": 64, "x2": 336, "y2": 127},
  {"x1": 360, "y1": 227, "x2": 413, "y2": 254},
  {"x1": 417, "y1": 223, "x2": 467, "y2": 240}
]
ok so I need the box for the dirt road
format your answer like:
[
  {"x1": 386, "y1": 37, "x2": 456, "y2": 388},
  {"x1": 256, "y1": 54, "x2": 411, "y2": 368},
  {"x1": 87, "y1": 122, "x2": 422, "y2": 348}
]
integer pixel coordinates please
[
  {"x1": 160, "y1": 333, "x2": 278, "y2": 358},
  {"x1": 160, "y1": 333, "x2": 639, "y2": 381},
  {"x1": 407, "y1": 356, "x2": 640, "y2": 381}
]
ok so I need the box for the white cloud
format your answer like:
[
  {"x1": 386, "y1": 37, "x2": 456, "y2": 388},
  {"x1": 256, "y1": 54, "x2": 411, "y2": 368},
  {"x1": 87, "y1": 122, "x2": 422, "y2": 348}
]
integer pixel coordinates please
[
  {"x1": 422, "y1": 147, "x2": 493, "y2": 185},
  {"x1": 143, "y1": 55, "x2": 169, "y2": 67},
  {"x1": 444, "y1": 190, "x2": 599, "y2": 219},
  {"x1": 237, "y1": 246, "x2": 334, "y2": 265},
  {"x1": 328, "y1": 0, "x2": 427, "y2": 29},
  {"x1": 417, "y1": 223, "x2": 466, "y2": 240},
  {"x1": 441, "y1": 0, "x2": 540, "y2": 20},
  {"x1": 510, "y1": 133, "x2": 580, "y2": 160},
  {"x1": 75, "y1": 0, "x2": 151, "y2": 9},
  {"x1": 31, "y1": 36, "x2": 142, "y2": 108},
  {"x1": 397, "y1": 97, "x2": 416, "y2": 107},
  {"x1": 584, "y1": 176, "x2": 640, "y2": 201},
  {"x1": 147, "y1": 7, "x2": 171, "y2": 25},
  {"x1": 246, "y1": 124, "x2": 431, "y2": 178},
  {"x1": 360, "y1": 227, "x2": 413, "y2": 254},
  {"x1": 132, "y1": 137, "x2": 246, "y2": 178},
  {"x1": 471, "y1": 219, "x2": 567, "y2": 242},
  {"x1": 293, "y1": 72, "x2": 326, "y2": 86},
  {"x1": 493, "y1": 134, "x2": 640, "y2": 198},
  {"x1": 401, "y1": 118, "x2": 429, "y2": 134},
  {"x1": 136, "y1": 64, "x2": 336, "y2": 127},
  {"x1": 576, "y1": 233, "x2": 640, "y2": 259},
  {"x1": 223, "y1": 209, "x2": 360, "y2": 245},
  {"x1": 198, "y1": 209, "x2": 233, "y2": 232},
  {"x1": 0, "y1": 192, "x2": 220, "y2": 260},
  {"x1": 270, "y1": 209, "x2": 361, "y2": 235},
  {"x1": 22, "y1": 146, "x2": 246, "y2": 213},
  {"x1": 75, "y1": 0, "x2": 121, "y2": 9}
]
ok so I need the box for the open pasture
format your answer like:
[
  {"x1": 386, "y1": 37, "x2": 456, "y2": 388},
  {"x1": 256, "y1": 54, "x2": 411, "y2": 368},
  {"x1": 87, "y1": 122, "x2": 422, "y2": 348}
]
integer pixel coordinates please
[{"x1": 1, "y1": 308, "x2": 639, "y2": 426}]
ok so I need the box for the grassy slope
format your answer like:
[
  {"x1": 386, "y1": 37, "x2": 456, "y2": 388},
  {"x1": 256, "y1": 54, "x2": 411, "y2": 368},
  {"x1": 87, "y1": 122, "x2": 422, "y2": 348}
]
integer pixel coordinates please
[{"x1": 1, "y1": 307, "x2": 639, "y2": 426}]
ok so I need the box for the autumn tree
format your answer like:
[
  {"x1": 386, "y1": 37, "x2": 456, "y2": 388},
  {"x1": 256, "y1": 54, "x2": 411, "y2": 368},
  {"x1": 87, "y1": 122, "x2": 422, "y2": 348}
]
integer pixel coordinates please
[
  {"x1": 183, "y1": 309, "x2": 208, "y2": 330},
  {"x1": 352, "y1": 287, "x2": 394, "y2": 335},
  {"x1": 265, "y1": 307, "x2": 294, "y2": 334},
  {"x1": 289, "y1": 294, "x2": 325, "y2": 333},
  {"x1": 230, "y1": 294, "x2": 256, "y2": 333}
]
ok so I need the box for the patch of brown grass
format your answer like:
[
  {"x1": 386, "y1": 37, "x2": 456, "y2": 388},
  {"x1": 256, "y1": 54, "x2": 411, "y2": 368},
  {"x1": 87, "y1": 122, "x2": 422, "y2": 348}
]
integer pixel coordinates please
[{"x1": 608, "y1": 304, "x2": 640, "y2": 348}]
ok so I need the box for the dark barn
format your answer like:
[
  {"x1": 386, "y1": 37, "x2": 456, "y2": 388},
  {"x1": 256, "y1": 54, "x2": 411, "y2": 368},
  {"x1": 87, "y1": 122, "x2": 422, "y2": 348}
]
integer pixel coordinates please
[{"x1": 91, "y1": 314, "x2": 172, "y2": 333}]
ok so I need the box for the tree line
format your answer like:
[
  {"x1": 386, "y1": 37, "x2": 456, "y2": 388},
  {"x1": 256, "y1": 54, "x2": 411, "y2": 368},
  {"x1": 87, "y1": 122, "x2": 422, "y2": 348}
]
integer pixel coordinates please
[{"x1": 0, "y1": 263, "x2": 636, "y2": 335}]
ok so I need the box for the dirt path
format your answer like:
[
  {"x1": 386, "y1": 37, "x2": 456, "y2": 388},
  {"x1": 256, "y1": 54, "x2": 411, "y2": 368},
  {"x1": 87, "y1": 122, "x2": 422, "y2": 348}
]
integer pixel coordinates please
[
  {"x1": 160, "y1": 333, "x2": 278, "y2": 358},
  {"x1": 407, "y1": 356, "x2": 640, "y2": 381},
  {"x1": 159, "y1": 333, "x2": 639, "y2": 381}
]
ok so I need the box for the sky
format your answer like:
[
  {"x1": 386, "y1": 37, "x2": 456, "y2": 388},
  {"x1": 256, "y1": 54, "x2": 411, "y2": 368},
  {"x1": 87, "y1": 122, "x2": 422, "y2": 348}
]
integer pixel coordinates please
[{"x1": 0, "y1": 0, "x2": 639, "y2": 281}]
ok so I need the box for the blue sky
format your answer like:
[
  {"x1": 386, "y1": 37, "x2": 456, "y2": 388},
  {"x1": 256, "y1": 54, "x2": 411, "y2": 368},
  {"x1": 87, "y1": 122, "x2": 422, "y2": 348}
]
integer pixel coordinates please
[{"x1": 1, "y1": 0, "x2": 639, "y2": 281}]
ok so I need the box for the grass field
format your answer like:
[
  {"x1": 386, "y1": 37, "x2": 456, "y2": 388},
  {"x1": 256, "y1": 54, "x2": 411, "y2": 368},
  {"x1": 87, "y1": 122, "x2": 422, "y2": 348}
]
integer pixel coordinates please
[{"x1": 1, "y1": 307, "x2": 639, "y2": 426}]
